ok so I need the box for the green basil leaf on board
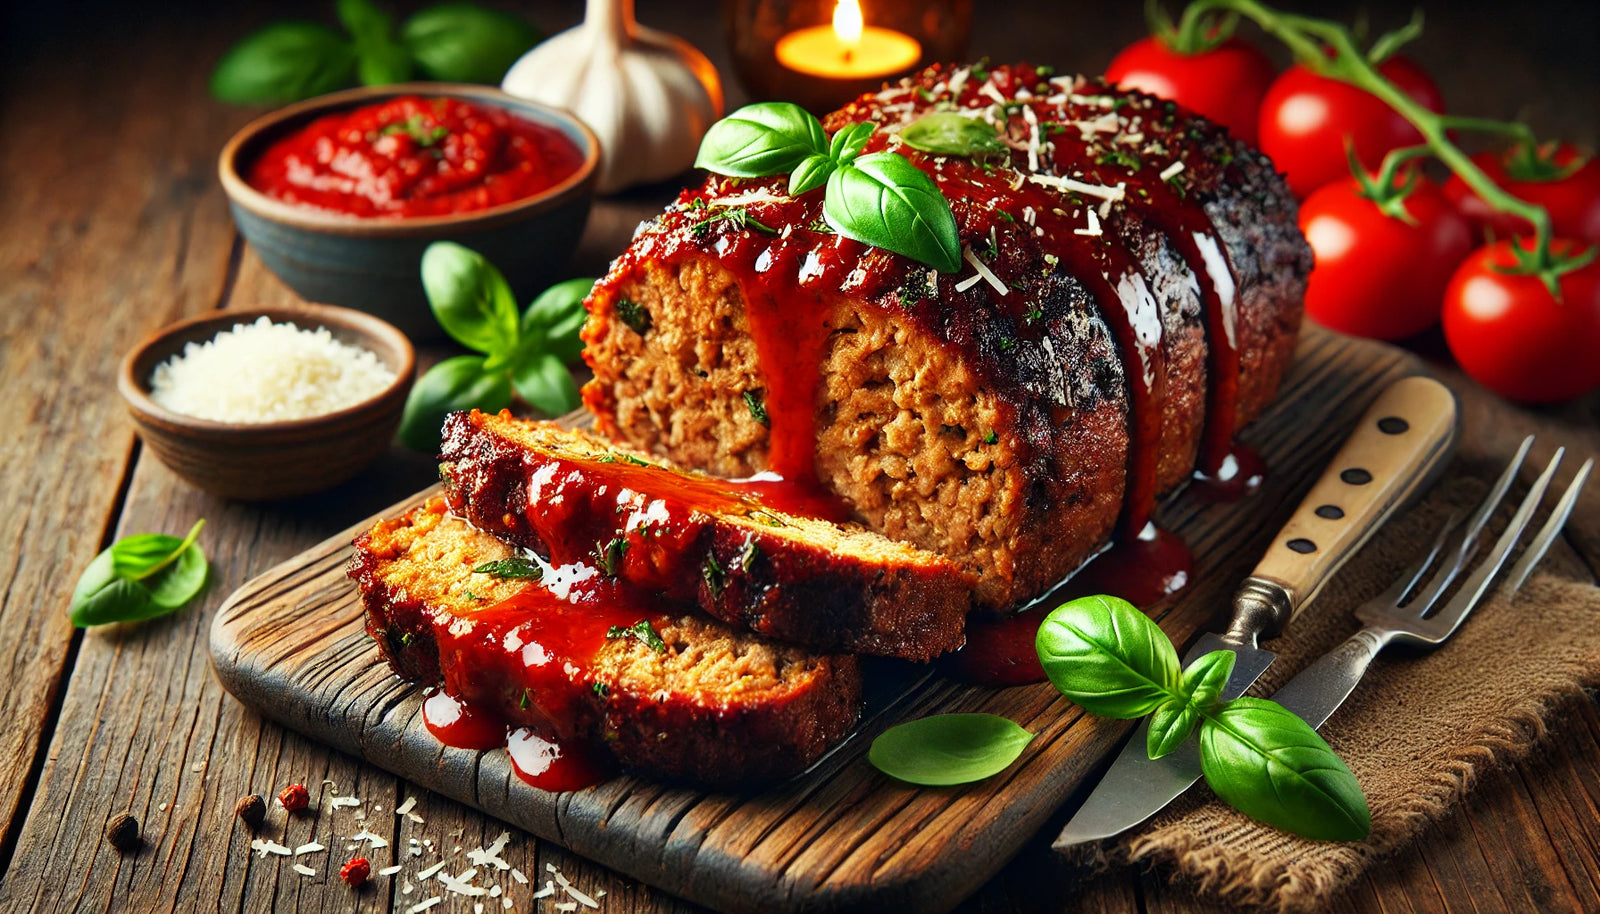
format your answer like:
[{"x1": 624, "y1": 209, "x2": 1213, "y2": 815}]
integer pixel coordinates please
[
  {"x1": 869, "y1": 714, "x2": 1034, "y2": 786},
  {"x1": 522, "y1": 277, "x2": 595, "y2": 365},
  {"x1": 512, "y1": 352, "x2": 581, "y2": 417},
  {"x1": 210, "y1": 22, "x2": 357, "y2": 105},
  {"x1": 828, "y1": 121, "x2": 876, "y2": 163},
  {"x1": 788, "y1": 154, "x2": 837, "y2": 197},
  {"x1": 824, "y1": 153, "x2": 962, "y2": 273},
  {"x1": 401, "y1": 3, "x2": 542, "y2": 84},
  {"x1": 399, "y1": 354, "x2": 513, "y2": 451},
  {"x1": 694, "y1": 102, "x2": 830, "y2": 178},
  {"x1": 1035, "y1": 595, "x2": 1181, "y2": 719},
  {"x1": 421, "y1": 242, "x2": 522, "y2": 357},
  {"x1": 1146, "y1": 650, "x2": 1234, "y2": 759},
  {"x1": 1198, "y1": 697, "x2": 1371, "y2": 842},
  {"x1": 901, "y1": 112, "x2": 1005, "y2": 157},
  {"x1": 70, "y1": 521, "x2": 209, "y2": 627}
]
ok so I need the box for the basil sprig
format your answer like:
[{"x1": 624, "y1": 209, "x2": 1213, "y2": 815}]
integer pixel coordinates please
[
  {"x1": 1037, "y1": 596, "x2": 1370, "y2": 841},
  {"x1": 69, "y1": 520, "x2": 209, "y2": 627},
  {"x1": 900, "y1": 112, "x2": 1006, "y2": 158},
  {"x1": 694, "y1": 103, "x2": 962, "y2": 273},
  {"x1": 398, "y1": 242, "x2": 592, "y2": 451},
  {"x1": 211, "y1": 0, "x2": 541, "y2": 105},
  {"x1": 869, "y1": 713, "x2": 1035, "y2": 787}
]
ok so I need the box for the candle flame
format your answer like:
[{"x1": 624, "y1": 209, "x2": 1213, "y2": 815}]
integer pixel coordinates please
[{"x1": 832, "y1": 0, "x2": 864, "y2": 46}]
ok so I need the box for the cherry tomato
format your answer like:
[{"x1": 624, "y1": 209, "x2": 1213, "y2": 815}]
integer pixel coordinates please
[
  {"x1": 1300, "y1": 175, "x2": 1474, "y2": 340},
  {"x1": 1258, "y1": 57, "x2": 1445, "y2": 199},
  {"x1": 1442, "y1": 238, "x2": 1600, "y2": 403},
  {"x1": 1105, "y1": 37, "x2": 1276, "y2": 145},
  {"x1": 1443, "y1": 144, "x2": 1600, "y2": 244}
]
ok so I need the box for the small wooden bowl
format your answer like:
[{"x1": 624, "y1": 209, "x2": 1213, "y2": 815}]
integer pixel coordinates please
[{"x1": 119, "y1": 304, "x2": 416, "y2": 501}]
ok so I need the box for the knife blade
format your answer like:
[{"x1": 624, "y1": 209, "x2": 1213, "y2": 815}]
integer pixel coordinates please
[{"x1": 1055, "y1": 375, "x2": 1459, "y2": 850}]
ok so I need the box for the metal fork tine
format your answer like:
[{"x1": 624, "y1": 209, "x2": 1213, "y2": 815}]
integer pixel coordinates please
[
  {"x1": 1402, "y1": 435, "x2": 1534, "y2": 614},
  {"x1": 1423, "y1": 447, "x2": 1565, "y2": 638},
  {"x1": 1503, "y1": 457, "x2": 1594, "y2": 594},
  {"x1": 1378, "y1": 510, "x2": 1460, "y2": 607}
]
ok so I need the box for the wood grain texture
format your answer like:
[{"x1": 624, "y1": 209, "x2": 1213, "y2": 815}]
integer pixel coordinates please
[{"x1": 209, "y1": 329, "x2": 1417, "y2": 913}]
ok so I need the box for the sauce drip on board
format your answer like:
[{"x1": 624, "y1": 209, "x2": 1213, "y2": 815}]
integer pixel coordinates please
[{"x1": 247, "y1": 95, "x2": 585, "y2": 218}]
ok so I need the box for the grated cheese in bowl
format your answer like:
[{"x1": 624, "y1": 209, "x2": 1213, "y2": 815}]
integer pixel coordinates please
[{"x1": 150, "y1": 316, "x2": 397, "y2": 423}]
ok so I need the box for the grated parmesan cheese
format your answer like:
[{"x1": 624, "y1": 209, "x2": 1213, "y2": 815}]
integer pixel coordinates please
[
  {"x1": 293, "y1": 864, "x2": 316, "y2": 877},
  {"x1": 1159, "y1": 160, "x2": 1186, "y2": 181},
  {"x1": 149, "y1": 317, "x2": 394, "y2": 423}
]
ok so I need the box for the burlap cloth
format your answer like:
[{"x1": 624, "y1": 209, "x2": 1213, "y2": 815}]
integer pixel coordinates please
[{"x1": 1097, "y1": 428, "x2": 1600, "y2": 911}]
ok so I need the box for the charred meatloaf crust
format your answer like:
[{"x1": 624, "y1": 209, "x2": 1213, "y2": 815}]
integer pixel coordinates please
[
  {"x1": 581, "y1": 63, "x2": 1310, "y2": 609},
  {"x1": 440, "y1": 410, "x2": 974, "y2": 660},
  {"x1": 348, "y1": 498, "x2": 863, "y2": 784}
]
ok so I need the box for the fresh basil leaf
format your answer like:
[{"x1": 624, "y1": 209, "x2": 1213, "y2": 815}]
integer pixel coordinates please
[
  {"x1": 788, "y1": 154, "x2": 836, "y2": 196},
  {"x1": 474, "y1": 557, "x2": 542, "y2": 580},
  {"x1": 824, "y1": 153, "x2": 962, "y2": 273},
  {"x1": 606, "y1": 620, "x2": 666, "y2": 653},
  {"x1": 522, "y1": 277, "x2": 595, "y2": 364},
  {"x1": 401, "y1": 3, "x2": 542, "y2": 84},
  {"x1": 869, "y1": 713, "x2": 1034, "y2": 787},
  {"x1": 210, "y1": 22, "x2": 358, "y2": 105},
  {"x1": 1181, "y1": 648, "x2": 1235, "y2": 710},
  {"x1": 1035, "y1": 594, "x2": 1181, "y2": 719},
  {"x1": 70, "y1": 523, "x2": 209, "y2": 627},
  {"x1": 399, "y1": 355, "x2": 512, "y2": 451},
  {"x1": 1146, "y1": 650, "x2": 1234, "y2": 759},
  {"x1": 337, "y1": 0, "x2": 392, "y2": 44},
  {"x1": 829, "y1": 121, "x2": 876, "y2": 163},
  {"x1": 355, "y1": 35, "x2": 414, "y2": 86},
  {"x1": 1199, "y1": 697, "x2": 1371, "y2": 842},
  {"x1": 695, "y1": 102, "x2": 829, "y2": 178},
  {"x1": 145, "y1": 539, "x2": 209, "y2": 611},
  {"x1": 512, "y1": 353, "x2": 580, "y2": 417},
  {"x1": 901, "y1": 112, "x2": 1004, "y2": 157},
  {"x1": 421, "y1": 242, "x2": 521, "y2": 356}
]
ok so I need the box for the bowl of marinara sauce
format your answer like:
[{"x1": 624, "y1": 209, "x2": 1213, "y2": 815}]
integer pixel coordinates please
[{"x1": 219, "y1": 84, "x2": 599, "y2": 339}]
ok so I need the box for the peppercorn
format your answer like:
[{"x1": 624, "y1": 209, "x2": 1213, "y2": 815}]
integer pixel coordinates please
[
  {"x1": 233, "y1": 794, "x2": 266, "y2": 829},
  {"x1": 340, "y1": 856, "x2": 371, "y2": 887},
  {"x1": 276, "y1": 783, "x2": 309, "y2": 812},
  {"x1": 104, "y1": 813, "x2": 140, "y2": 852}
]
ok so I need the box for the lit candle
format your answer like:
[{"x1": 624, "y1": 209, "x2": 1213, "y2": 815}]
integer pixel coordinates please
[{"x1": 773, "y1": 0, "x2": 922, "y2": 80}]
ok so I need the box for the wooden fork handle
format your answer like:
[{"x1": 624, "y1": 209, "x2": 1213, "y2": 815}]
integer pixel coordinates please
[{"x1": 1228, "y1": 375, "x2": 1459, "y2": 643}]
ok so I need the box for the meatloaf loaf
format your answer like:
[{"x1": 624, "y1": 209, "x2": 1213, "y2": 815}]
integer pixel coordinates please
[
  {"x1": 439, "y1": 410, "x2": 973, "y2": 660},
  {"x1": 580, "y1": 62, "x2": 1310, "y2": 609},
  {"x1": 348, "y1": 497, "x2": 863, "y2": 784}
]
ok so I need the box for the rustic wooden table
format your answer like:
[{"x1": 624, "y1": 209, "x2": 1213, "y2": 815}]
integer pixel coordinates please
[{"x1": 1, "y1": 1, "x2": 1596, "y2": 911}]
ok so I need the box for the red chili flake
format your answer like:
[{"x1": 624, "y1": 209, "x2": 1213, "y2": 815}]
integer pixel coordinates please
[
  {"x1": 340, "y1": 856, "x2": 371, "y2": 887},
  {"x1": 276, "y1": 783, "x2": 309, "y2": 812}
]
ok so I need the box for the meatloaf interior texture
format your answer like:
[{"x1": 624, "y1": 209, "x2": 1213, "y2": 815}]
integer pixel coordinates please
[
  {"x1": 438, "y1": 411, "x2": 974, "y2": 660},
  {"x1": 582, "y1": 63, "x2": 1310, "y2": 609},
  {"x1": 348, "y1": 498, "x2": 863, "y2": 784}
]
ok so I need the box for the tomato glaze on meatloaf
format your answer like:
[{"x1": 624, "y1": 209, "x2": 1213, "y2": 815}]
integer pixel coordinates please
[{"x1": 580, "y1": 62, "x2": 1310, "y2": 609}]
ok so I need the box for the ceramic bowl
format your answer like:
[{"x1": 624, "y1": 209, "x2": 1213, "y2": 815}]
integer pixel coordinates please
[
  {"x1": 218, "y1": 83, "x2": 599, "y2": 340},
  {"x1": 119, "y1": 304, "x2": 416, "y2": 501}
]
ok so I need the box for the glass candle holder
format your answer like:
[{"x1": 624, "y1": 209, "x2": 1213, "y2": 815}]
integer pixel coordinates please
[{"x1": 724, "y1": 0, "x2": 973, "y2": 112}]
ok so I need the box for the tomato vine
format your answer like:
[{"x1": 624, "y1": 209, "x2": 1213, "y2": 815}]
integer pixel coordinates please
[{"x1": 1171, "y1": 0, "x2": 1595, "y2": 295}]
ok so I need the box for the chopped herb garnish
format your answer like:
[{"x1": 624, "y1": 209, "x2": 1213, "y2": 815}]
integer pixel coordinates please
[
  {"x1": 621, "y1": 453, "x2": 650, "y2": 467},
  {"x1": 400, "y1": 632, "x2": 415, "y2": 647},
  {"x1": 1097, "y1": 149, "x2": 1141, "y2": 171},
  {"x1": 473, "y1": 557, "x2": 543, "y2": 580},
  {"x1": 615, "y1": 297, "x2": 653, "y2": 335},
  {"x1": 592, "y1": 681, "x2": 610, "y2": 698},
  {"x1": 735, "y1": 536, "x2": 759, "y2": 573},
  {"x1": 984, "y1": 431, "x2": 999, "y2": 445},
  {"x1": 898, "y1": 271, "x2": 933, "y2": 308},
  {"x1": 379, "y1": 114, "x2": 450, "y2": 148},
  {"x1": 594, "y1": 536, "x2": 629, "y2": 577},
  {"x1": 1026, "y1": 304, "x2": 1044, "y2": 322},
  {"x1": 702, "y1": 553, "x2": 725, "y2": 598},
  {"x1": 519, "y1": 688, "x2": 531, "y2": 709},
  {"x1": 999, "y1": 338, "x2": 1017, "y2": 352},
  {"x1": 607, "y1": 620, "x2": 666, "y2": 653},
  {"x1": 743, "y1": 390, "x2": 770, "y2": 428},
  {"x1": 689, "y1": 205, "x2": 777, "y2": 240}
]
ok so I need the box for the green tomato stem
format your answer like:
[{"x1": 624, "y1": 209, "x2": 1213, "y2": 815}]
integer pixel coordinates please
[{"x1": 1189, "y1": 0, "x2": 1579, "y2": 285}]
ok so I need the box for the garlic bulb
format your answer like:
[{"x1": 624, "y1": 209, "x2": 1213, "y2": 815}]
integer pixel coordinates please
[{"x1": 502, "y1": 0, "x2": 724, "y2": 193}]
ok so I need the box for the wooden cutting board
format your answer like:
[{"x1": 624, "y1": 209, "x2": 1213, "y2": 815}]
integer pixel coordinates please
[{"x1": 210, "y1": 327, "x2": 1417, "y2": 914}]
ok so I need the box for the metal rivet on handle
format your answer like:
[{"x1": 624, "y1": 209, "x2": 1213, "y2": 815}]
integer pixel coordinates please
[
  {"x1": 1378, "y1": 417, "x2": 1410, "y2": 434},
  {"x1": 1314, "y1": 504, "x2": 1345, "y2": 519},
  {"x1": 1286, "y1": 538, "x2": 1317, "y2": 554},
  {"x1": 1341, "y1": 468, "x2": 1373, "y2": 485}
]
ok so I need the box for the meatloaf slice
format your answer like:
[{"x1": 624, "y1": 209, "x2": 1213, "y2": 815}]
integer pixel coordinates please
[
  {"x1": 439, "y1": 410, "x2": 975, "y2": 660},
  {"x1": 348, "y1": 497, "x2": 863, "y2": 785},
  {"x1": 581, "y1": 62, "x2": 1309, "y2": 609}
]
